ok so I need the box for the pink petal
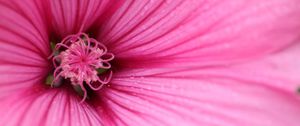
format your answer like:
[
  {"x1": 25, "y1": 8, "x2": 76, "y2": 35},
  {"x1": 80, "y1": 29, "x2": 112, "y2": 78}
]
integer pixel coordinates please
[
  {"x1": 0, "y1": 0, "x2": 50, "y2": 60},
  {"x1": 217, "y1": 42, "x2": 300, "y2": 93},
  {"x1": 0, "y1": 65, "x2": 47, "y2": 99},
  {"x1": 104, "y1": 43, "x2": 300, "y2": 125},
  {"x1": 99, "y1": 0, "x2": 300, "y2": 67},
  {"x1": 47, "y1": 0, "x2": 123, "y2": 37},
  {"x1": 0, "y1": 0, "x2": 50, "y2": 97},
  {"x1": 0, "y1": 88, "x2": 103, "y2": 126}
]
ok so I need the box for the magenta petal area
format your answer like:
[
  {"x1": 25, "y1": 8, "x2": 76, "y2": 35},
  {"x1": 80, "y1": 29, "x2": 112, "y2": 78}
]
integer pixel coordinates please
[
  {"x1": 0, "y1": 88, "x2": 103, "y2": 126},
  {"x1": 99, "y1": 0, "x2": 300, "y2": 68},
  {"x1": 217, "y1": 42, "x2": 300, "y2": 93},
  {"x1": 0, "y1": 0, "x2": 50, "y2": 97},
  {"x1": 104, "y1": 50, "x2": 300, "y2": 126},
  {"x1": 47, "y1": 0, "x2": 124, "y2": 37}
]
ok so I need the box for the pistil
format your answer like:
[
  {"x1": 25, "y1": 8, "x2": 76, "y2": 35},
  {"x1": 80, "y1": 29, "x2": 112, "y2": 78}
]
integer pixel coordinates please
[{"x1": 49, "y1": 33, "x2": 114, "y2": 102}]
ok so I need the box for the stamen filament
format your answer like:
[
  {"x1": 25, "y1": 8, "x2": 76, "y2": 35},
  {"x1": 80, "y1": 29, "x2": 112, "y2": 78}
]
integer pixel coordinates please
[{"x1": 49, "y1": 33, "x2": 114, "y2": 102}]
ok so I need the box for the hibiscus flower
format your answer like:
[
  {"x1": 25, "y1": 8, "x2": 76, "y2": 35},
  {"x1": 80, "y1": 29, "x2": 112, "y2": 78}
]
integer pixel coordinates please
[{"x1": 0, "y1": 0, "x2": 300, "y2": 126}]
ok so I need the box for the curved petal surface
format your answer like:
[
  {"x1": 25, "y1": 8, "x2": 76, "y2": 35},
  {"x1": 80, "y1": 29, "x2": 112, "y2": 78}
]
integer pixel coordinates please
[
  {"x1": 0, "y1": 0, "x2": 50, "y2": 98},
  {"x1": 99, "y1": 0, "x2": 300, "y2": 67},
  {"x1": 0, "y1": 88, "x2": 103, "y2": 126}
]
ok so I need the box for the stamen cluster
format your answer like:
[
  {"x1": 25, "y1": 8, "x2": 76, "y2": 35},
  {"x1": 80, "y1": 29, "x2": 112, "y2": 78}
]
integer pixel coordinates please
[{"x1": 50, "y1": 33, "x2": 114, "y2": 101}]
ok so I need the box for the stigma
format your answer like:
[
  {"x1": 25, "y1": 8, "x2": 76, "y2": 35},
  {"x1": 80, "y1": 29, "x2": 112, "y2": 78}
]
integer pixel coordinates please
[{"x1": 49, "y1": 33, "x2": 114, "y2": 102}]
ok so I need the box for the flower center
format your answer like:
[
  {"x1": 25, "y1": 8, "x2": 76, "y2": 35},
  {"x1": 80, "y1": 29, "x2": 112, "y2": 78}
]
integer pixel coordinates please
[{"x1": 48, "y1": 33, "x2": 114, "y2": 102}]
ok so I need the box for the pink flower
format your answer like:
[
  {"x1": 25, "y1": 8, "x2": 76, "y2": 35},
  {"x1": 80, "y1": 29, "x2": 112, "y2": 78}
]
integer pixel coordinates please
[{"x1": 0, "y1": 0, "x2": 300, "y2": 126}]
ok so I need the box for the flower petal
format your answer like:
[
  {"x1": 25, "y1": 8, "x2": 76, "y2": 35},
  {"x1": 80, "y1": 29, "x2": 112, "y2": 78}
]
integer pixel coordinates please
[
  {"x1": 100, "y1": 0, "x2": 300, "y2": 67},
  {"x1": 219, "y1": 42, "x2": 300, "y2": 93},
  {"x1": 0, "y1": 88, "x2": 103, "y2": 126},
  {"x1": 0, "y1": 0, "x2": 50, "y2": 61},
  {"x1": 0, "y1": 65, "x2": 47, "y2": 99},
  {"x1": 47, "y1": 0, "x2": 123, "y2": 37},
  {"x1": 0, "y1": 0, "x2": 50, "y2": 97},
  {"x1": 101, "y1": 43, "x2": 300, "y2": 126}
]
